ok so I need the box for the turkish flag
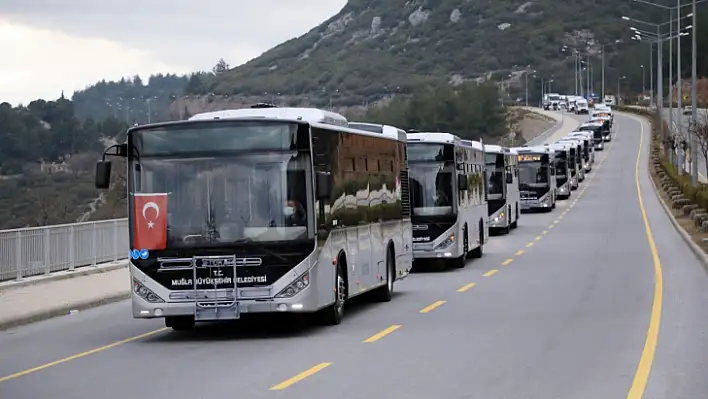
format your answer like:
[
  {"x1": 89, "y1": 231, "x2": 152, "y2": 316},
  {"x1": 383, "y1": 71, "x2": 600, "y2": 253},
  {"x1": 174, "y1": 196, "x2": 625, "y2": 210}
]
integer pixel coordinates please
[{"x1": 133, "y1": 193, "x2": 168, "y2": 250}]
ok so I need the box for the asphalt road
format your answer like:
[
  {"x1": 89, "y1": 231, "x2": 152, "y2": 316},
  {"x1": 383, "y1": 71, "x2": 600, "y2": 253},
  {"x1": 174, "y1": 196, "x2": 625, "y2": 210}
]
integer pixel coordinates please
[{"x1": 3, "y1": 113, "x2": 708, "y2": 398}]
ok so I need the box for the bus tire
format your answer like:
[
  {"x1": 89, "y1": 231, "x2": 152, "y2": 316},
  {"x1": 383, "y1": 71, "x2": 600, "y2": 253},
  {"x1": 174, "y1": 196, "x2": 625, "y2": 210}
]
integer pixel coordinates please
[
  {"x1": 453, "y1": 227, "x2": 468, "y2": 268},
  {"x1": 317, "y1": 257, "x2": 347, "y2": 326},
  {"x1": 373, "y1": 246, "x2": 395, "y2": 301},
  {"x1": 165, "y1": 316, "x2": 194, "y2": 331},
  {"x1": 469, "y1": 221, "x2": 484, "y2": 259}
]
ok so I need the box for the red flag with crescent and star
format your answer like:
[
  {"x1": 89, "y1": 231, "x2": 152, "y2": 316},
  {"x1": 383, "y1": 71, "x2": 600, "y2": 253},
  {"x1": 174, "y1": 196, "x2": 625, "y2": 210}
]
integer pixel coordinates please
[{"x1": 133, "y1": 193, "x2": 168, "y2": 250}]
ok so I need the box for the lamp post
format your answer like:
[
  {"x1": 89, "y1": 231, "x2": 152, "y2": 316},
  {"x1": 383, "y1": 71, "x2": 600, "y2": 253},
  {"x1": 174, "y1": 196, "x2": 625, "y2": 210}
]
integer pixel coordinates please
[
  {"x1": 691, "y1": 0, "x2": 698, "y2": 185},
  {"x1": 618, "y1": 76, "x2": 626, "y2": 105},
  {"x1": 631, "y1": 27, "x2": 692, "y2": 164},
  {"x1": 630, "y1": 0, "x2": 704, "y2": 181}
]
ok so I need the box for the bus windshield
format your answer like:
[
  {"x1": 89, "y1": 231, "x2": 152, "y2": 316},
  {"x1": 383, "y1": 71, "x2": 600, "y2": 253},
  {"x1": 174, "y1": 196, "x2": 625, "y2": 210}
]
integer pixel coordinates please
[
  {"x1": 409, "y1": 163, "x2": 454, "y2": 216},
  {"x1": 127, "y1": 123, "x2": 313, "y2": 248},
  {"x1": 485, "y1": 153, "x2": 504, "y2": 196},
  {"x1": 518, "y1": 159, "x2": 548, "y2": 185}
]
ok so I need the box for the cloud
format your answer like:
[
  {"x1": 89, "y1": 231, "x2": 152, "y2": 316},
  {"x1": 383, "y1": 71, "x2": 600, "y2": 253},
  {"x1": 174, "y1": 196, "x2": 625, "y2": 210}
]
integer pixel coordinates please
[
  {"x1": 0, "y1": 0, "x2": 347, "y2": 105},
  {"x1": 0, "y1": 20, "x2": 185, "y2": 105}
]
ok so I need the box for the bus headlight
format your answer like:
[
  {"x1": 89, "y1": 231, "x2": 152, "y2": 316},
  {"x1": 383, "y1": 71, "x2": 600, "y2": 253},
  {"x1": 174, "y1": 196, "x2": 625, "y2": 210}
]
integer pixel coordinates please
[
  {"x1": 493, "y1": 211, "x2": 505, "y2": 222},
  {"x1": 133, "y1": 279, "x2": 164, "y2": 303},
  {"x1": 276, "y1": 272, "x2": 310, "y2": 298},
  {"x1": 434, "y1": 234, "x2": 455, "y2": 250}
]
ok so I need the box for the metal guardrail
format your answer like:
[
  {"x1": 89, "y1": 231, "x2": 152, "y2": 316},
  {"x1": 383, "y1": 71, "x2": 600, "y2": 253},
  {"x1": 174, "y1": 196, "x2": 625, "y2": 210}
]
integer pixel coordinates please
[{"x1": 0, "y1": 219, "x2": 128, "y2": 282}]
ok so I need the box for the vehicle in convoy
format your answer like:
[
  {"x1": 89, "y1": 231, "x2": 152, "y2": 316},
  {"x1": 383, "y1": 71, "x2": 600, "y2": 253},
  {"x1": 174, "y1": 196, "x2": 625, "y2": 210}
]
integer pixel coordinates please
[
  {"x1": 406, "y1": 133, "x2": 488, "y2": 268},
  {"x1": 554, "y1": 139, "x2": 584, "y2": 184},
  {"x1": 94, "y1": 105, "x2": 414, "y2": 330},
  {"x1": 483, "y1": 144, "x2": 520, "y2": 234},
  {"x1": 575, "y1": 98, "x2": 589, "y2": 114},
  {"x1": 604, "y1": 95, "x2": 616, "y2": 106},
  {"x1": 544, "y1": 93, "x2": 561, "y2": 110},
  {"x1": 578, "y1": 121, "x2": 605, "y2": 150},
  {"x1": 683, "y1": 106, "x2": 692, "y2": 115},
  {"x1": 547, "y1": 143, "x2": 572, "y2": 199},
  {"x1": 591, "y1": 109, "x2": 613, "y2": 127},
  {"x1": 514, "y1": 146, "x2": 557, "y2": 212},
  {"x1": 591, "y1": 112, "x2": 613, "y2": 141},
  {"x1": 561, "y1": 133, "x2": 594, "y2": 172}
]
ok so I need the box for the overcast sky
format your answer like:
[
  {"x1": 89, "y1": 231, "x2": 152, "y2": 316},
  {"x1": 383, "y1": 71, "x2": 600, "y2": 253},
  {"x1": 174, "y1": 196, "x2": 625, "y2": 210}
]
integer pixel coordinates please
[{"x1": 0, "y1": 0, "x2": 347, "y2": 105}]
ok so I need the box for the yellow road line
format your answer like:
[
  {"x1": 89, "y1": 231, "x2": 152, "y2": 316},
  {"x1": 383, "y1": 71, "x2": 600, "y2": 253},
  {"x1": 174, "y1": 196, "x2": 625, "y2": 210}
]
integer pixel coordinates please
[
  {"x1": 270, "y1": 362, "x2": 332, "y2": 390},
  {"x1": 626, "y1": 116, "x2": 664, "y2": 399},
  {"x1": 420, "y1": 300, "x2": 446, "y2": 313},
  {"x1": 0, "y1": 327, "x2": 168, "y2": 383},
  {"x1": 541, "y1": 230, "x2": 549, "y2": 235},
  {"x1": 515, "y1": 250, "x2": 524, "y2": 256},
  {"x1": 526, "y1": 242, "x2": 534, "y2": 247},
  {"x1": 457, "y1": 282, "x2": 476, "y2": 292},
  {"x1": 363, "y1": 325, "x2": 402, "y2": 343},
  {"x1": 501, "y1": 258, "x2": 513, "y2": 266},
  {"x1": 534, "y1": 236, "x2": 542, "y2": 241},
  {"x1": 483, "y1": 269, "x2": 498, "y2": 277}
]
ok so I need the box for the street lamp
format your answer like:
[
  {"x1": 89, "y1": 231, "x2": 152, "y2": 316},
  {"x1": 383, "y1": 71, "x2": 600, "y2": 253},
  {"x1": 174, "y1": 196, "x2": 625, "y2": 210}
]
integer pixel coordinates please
[
  {"x1": 618, "y1": 76, "x2": 627, "y2": 105},
  {"x1": 630, "y1": 0, "x2": 704, "y2": 183},
  {"x1": 600, "y1": 39, "x2": 621, "y2": 99},
  {"x1": 641, "y1": 65, "x2": 646, "y2": 98}
]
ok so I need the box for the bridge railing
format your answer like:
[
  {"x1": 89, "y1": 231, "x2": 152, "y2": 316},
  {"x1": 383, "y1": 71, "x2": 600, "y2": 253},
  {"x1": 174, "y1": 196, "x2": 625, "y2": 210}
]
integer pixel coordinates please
[{"x1": 0, "y1": 218, "x2": 128, "y2": 282}]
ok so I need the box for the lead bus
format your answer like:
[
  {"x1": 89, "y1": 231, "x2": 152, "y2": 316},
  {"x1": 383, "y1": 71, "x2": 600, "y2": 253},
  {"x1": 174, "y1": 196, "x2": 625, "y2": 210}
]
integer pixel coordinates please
[
  {"x1": 405, "y1": 132, "x2": 488, "y2": 269},
  {"x1": 94, "y1": 105, "x2": 413, "y2": 330},
  {"x1": 514, "y1": 146, "x2": 557, "y2": 211},
  {"x1": 483, "y1": 144, "x2": 520, "y2": 234}
]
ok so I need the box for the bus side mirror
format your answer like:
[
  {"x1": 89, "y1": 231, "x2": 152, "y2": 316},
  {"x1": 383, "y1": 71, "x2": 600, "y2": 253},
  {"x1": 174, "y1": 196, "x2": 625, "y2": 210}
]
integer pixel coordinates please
[
  {"x1": 506, "y1": 173, "x2": 513, "y2": 184},
  {"x1": 316, "y1": 172, "x2": 332, "y2": 200},
  {"x1": 95, "y1": 160, "x2": 112, "y2": 189},
  {"x1": 457, "y1": 174, "x2": 468, "y2": 191}
]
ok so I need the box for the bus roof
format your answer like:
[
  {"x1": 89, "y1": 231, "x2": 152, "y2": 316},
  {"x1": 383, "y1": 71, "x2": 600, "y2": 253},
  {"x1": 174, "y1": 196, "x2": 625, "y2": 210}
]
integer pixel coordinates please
[
  {"x1": 189, "y1": 105, "x2": 348, "y2": 125},
  {"x1": 483, "y1": 144, "x2": 509, "y2": 154},
  {"x1": 515, "y1": 145, "x2": 553, "y2": 154},
  {"x1": 460, "y1": 139, "x2": 485, "y2": 151},
  {"x1": 407, "y1": 132, "x2": 461, "y2": 145},
  {"x1": 185, "y1": 106, "x2": 404, "y2": 142},
  {"x1": 348, "y1": 122, "x2": 407, "y2": 141}
]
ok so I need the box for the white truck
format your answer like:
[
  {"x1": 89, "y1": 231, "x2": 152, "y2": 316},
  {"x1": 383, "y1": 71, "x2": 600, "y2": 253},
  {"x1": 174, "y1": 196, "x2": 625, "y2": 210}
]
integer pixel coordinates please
[
  {"x1": 603, "y1": 95, "x2": 616, "y2": 106},
  {"x1": 543, "y1": 93, "x2": 561, "y2": 110}
]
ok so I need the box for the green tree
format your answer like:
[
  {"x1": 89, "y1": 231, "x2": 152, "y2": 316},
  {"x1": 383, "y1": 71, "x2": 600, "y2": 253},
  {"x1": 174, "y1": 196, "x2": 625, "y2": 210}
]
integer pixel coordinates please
[{"x1": 362, "y1": 81, "x2": 508, "y2": 142}]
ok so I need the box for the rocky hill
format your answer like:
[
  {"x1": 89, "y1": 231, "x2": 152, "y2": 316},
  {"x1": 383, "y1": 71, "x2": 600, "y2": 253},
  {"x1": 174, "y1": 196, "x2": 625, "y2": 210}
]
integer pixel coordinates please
[{"x1": 182, "y1": 0, "x2": 668, "y2": 110}]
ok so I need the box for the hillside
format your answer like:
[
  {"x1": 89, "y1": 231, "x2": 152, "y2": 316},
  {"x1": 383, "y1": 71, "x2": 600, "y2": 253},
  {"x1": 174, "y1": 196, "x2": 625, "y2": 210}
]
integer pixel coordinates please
[{"x1": 188, "y1": 0, "x2": 669, "y2": 107}]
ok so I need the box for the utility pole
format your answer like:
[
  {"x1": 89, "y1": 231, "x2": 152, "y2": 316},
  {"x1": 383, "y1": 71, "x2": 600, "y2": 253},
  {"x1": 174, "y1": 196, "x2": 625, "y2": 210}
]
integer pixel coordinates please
[
  {"x1": 677, "y1": 0, "x2": 684, "y2": 174},
  {"x1": 658, "y1": 25, "x2": 664, "y2": 146},
  {"x1": 650, "y1": 44, "x2": 654, "y2": 105},
  {"x1": 601, "y1": 47, "x2": 605, "y2": 98},
  {"x1": 669, "y1": 9, "x2": 674, "y2": 137},
  {"x1": 525, "y1": 72, "x2": 529, "y2": 106},
  {"x1": 690, "y1": 0, "x2": 698, "y2": 185},
  {"x1": 575, "y1": 52, "x2": 579, "y2": 96}
]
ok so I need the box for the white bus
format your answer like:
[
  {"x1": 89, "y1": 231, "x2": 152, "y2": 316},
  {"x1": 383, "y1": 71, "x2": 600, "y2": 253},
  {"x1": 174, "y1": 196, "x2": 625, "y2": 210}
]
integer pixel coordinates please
[
  {"x1": 555, "y1": 138, "x2": 586, "y2": 183},
  {"x1": 94, "y1": 105, "x2": 413, "y2": 330},
  {"x1": 483, "y1": 144, "x2": 520, "y2": 234},
  {"x1": 547, "y1": 143, "x2": 573, "y2": 199},
  {"x1": 406, "y1": 132, "x2": 489, "y2": 268},
  {"x1": 514, "y1": 146, "x2": 557, "y2": 211}
]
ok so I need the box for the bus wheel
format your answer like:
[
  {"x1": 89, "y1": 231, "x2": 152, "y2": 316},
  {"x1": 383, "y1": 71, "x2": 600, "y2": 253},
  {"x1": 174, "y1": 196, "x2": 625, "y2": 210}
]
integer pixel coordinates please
[
  {"x1": 318, "y1": 261, "x2": 346, "y2": 325},
  {"x1": 469, "y1": 222, "x2": 484, "y2": 259},
  {"x1": 165, "y1": 316, "x2": 194, "y2": 331},
  {"x1": 453, "y1": 228, "x2": 468, "y2": 268},
  {"x1": 374, "y1": 248, "x2": 394, "y2": 301}
]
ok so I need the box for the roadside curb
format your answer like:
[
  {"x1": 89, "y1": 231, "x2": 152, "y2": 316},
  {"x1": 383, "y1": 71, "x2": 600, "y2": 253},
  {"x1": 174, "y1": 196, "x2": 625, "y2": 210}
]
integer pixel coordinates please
[
  {"x1": 625, "y1": 111, "x2": 708, "y2": 272},
  {"x1": 648, "y1": 167, "x2": 708, "y2": 272},
  {"x1": 0, "y1": 291, "x2": 130, "y2": 331},
  {"x1": 0, "y1": 261, "x2": 128, "y2": 292}
]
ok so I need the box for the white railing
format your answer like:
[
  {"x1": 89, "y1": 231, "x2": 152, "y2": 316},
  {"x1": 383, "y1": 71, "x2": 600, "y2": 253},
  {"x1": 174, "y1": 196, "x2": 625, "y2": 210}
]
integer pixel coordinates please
[{"x1": 0, "y1": 218, "x2": 128, "y2": 282}]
